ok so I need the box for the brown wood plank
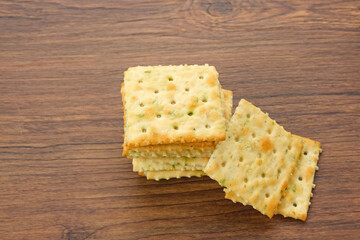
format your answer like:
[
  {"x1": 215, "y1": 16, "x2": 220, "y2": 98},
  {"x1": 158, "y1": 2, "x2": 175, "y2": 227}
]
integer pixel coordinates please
[{"x1": 0, "y1": 0, "x2": 359, "y2": 239}]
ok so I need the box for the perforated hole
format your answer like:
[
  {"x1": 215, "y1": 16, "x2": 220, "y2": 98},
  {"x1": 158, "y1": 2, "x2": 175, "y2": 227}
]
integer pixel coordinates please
[
  {"x1": 171, "y1": 100, "x2": 176, "y2": 105},
  {"x1": 304, "y1": 151, "x2": 308, "y2": 155},
  {"x1": 247, "y1": 114, "x2": 250, "y2": 118},
  {"x1": 173, "y1": 126, "x2": 178, "y2": 130},
  {"x1": 221, "y1": 162, "x2": 226, "y2": 167},
  {"x1": 185, "y1": 88, "x2": 189, "y2": 92},
  {"x1": 278, "y1": 169, "x2": 281, "y2": 174},
  {"x1": 265, "y1": 193, "x2": 269, "y2": 198},
  {"x1": 293, "y1": 203, "x2": 297, "y2": 207},
  {"x1": 244, "y1": 178, "x2": 248, "y2": 183},
  {"x1": 193, "y1": 128, "x2": 196, "y2": 131},
  {"x1": 139, "y1": 103, "x2": 144, "y2": 107},
  {"x1": 188, "y1": 112, "x2": 193, "y2": 116},
  {"x1": 144, "y1": 70, "x2": 151, "y2": 73},
  {"x1": 273, "y1": 149, "x2": 277, "y2": 153},
  {"x1": 202, "y1": 98, "x2": 207, "y2": 103},
  {"x1": 141, "y1": 128, "x2": 147, "y2": 133},
  {"x1": 267, "y1": 129, "x2": 272, "y2": 134},
  {"x1": 199, "y1": 75, "x2": 204, "y2": 79},
  {"x1": 154, "y1": 90, "x2": 159, "y2": 94},
  {"x1": 168, "y1": 76, "x2": 173, "y2": 81},
  {"x1": 138, "y1": 80, "x2": 143, "y2": 83},
  {"x1": 288, "y1": 145, "x2": 292, "y2": 150},
  {"x1": 258, "y1": 153, "x2": 262, "y2": 158},
  {"x1": 261, "y1": 173, "x2": 266, "y2": 178},
  {"x1": 239, "y1": 156, "x2": 243, "y2": 162},
  {"x1": 298, "y1": 176, "x2": 303, "y2": 181},
  {"x1": 156, "y1": 114, "x2": 161, "y2": 118},
  {"x1": 235, "y1": 137, "x2": 240, "y2": 142},
  {"x1": 252, "y1": 133, "x2": 256, "y2": 138},
  {"x1": 205, "y1": 124, "x2": 210, "y2": 128}
]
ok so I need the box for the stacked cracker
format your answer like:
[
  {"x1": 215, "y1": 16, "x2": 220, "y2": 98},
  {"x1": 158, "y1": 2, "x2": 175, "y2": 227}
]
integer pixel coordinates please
[
  {"x1": 122, "y1": 65, "x2": 232, "y2": 180},
  {"x1": 204, "y1": 99, "x2": 322, "y2": 221}
]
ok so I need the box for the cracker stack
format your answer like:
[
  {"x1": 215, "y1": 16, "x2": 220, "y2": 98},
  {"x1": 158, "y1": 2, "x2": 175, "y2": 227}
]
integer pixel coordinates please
[
  {"x1": 121, "y1": 65, "x2": 321, "y2": 221},
  {"x1": 121, "y1": 65, "x2": 232, "y2": 180},
  {"x1": 204, "y1": 99, "x2": 322, "y2": 221}
]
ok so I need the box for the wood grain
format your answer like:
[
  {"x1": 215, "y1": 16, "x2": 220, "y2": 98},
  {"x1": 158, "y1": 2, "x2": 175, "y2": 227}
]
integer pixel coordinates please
[{"x1": 1, "y1": 0, "x2": 359, "y2": 239}]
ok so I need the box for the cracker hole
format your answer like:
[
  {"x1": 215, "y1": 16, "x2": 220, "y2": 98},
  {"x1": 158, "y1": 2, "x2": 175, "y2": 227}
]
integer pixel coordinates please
[
  {"x1": 265, "y1": 193, "x2": 269, "y2": 198},
  {"x1": 252, "y1": 133, "x2": 256, "y2": 138},
  {"x1": 239, "y1": 156, "x2": 243, "y2": 162},
  {"x1": 221, "y1": 162, "x2": 226, "y2": 167},
  {"x1": 247, "y1": 114, "x2": 250, "y2": 118},
  {"x1": 138, "y1": 80, "x2": 143, "y2": 83},
  {"x1": 235, "y1": 137, "x2": 240, "y2": 142},
  {"x1": 273, "y1": 149, "x2": 277, "y2": 153},
  {"x1": 258, "y1": 153, "x2": 262, "y2": 158},
  {"x1": 171, "y1": 100, "x2": 176, "y2": 105},
  {"x1": 144, "y1": 70, "x2": 151, "y2": 73},
  {"x1": 298, "y1": 176, "x2": 303, "y2": 181},
  {"x1": 168, "y1": 76, "x2": 173, "y2": 81},
  {"x1": 288, "y1": 145, "x2": 292, "y2": 150},
  {"x1": 141, "y1": 128, "x2": 147, "y2": 133},
  {"x1": 261, "y1": 173, "x2": 266, "y2": 178},
  {"x1": 244, "y1": 178, "x2": 248, "y2": 183},
  {"x1": 304, "y1": 151, "x2": 308, "y2": 155},
  {"x1": 173, "y1": 126, "x2": 178, "y2": 130},
  {"x1": 188, "y1": 112, "x2": 193, "y2": 116},
  {"x1": 139, "y1": 103, "x2": 144, "y2": 107},
  {"x1": 202, "y1": 98, "x2": 207, "y2": 103},
  {"x1": 193, "y1": 128, "x2": 196, "y2": 131},
  {"x1": 205, "y1": 124, "x2": 210, "y2": 128},
  {"x1": 156, "y1": 114, "x2": 161, "y2": 118},
  {"x1": 293, "y1": 203, "x2": 297, "y2": 207},
  {"x1": 267, "y1": 129, "x2": 272, "y2": 134},
  {"x1": 154, "y1": 90, "x2": 159, "y2": 94},
  {"x1": 185, "y1": 88, "x2": 189, "y2": 92},
  {"x1": 278, "y1": 169, "x2": 281, "y2": 174},
  {"x1": 199, "y1": 75, "x2": 204, "y2": 79}
]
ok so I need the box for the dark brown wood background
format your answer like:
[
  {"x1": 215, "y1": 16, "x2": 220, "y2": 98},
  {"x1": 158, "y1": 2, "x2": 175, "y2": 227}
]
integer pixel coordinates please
[{"x1": 1, "y1": 0, "x2": 360, "y2": 239}]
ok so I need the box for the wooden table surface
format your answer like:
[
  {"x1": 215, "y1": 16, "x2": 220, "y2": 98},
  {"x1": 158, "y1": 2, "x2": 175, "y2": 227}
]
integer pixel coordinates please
[{"x1": 1, "y1": 0, "x2": 360, "y2": 239}]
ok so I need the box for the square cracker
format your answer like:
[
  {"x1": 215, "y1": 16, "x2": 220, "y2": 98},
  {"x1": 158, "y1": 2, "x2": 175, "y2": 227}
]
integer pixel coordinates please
[
  {"x1": 204, "y1": 99, "x2": 303, "y2": 218},
  {"x1": 123, "y1": 89, "x2": 233, "y2": 158},
  {"x1": 123, "y1": 64, "x2": 226, "y2": 148},
  {"x1": 141, "y1": 170, "x2": 205, "y2": 181},
  {"x1": 276, "y1": 136, "x2": 321, "y2": 221},
  {"x1": 133, "y1": 157, "x2": 209, "y2": 172},
  {"x1": 224, "y1": 136, "x2": 321, "y2": 221}
]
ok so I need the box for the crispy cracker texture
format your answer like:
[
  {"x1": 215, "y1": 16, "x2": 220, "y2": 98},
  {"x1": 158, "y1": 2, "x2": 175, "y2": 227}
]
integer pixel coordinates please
[
  {"x1": 204, "y1": 99, "x2": 303, "y2": 218},
  {"x1": 122, "y1": 64, "x2": 226, "y2": 148},
  {"x1": 276, "y1": 136, "x2": 322, "y2": 221},
  {"x1": 221, "y1": 89, "x2": 233, "y2": 122},
  {"x1": 122, "y1": 89, "x2": 232, "y2": 158},
  {"x1": 124, "y1": 141, "x2": 215, "y2": 158},
  {"x1": 144, "y1": 170, "x2": 205, "y2": 181},
  {"x1": 133, "y1": 157, "x2": 209, "y2": 172}
]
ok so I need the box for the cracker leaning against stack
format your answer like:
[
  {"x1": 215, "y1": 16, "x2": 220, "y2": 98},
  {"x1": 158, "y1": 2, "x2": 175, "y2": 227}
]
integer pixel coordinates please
[{"x1": 121, "y1": 64, "x2": 322, "y2": 221}]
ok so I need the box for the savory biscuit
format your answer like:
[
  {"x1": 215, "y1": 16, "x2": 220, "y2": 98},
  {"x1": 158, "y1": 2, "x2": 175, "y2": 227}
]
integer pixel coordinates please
[
  {"x1": 123, "y1": 65, "x2": 226, "y2": 148},
  {"x1": 205, "y1": 99, "x2": 303, "y2": 218},
  {"x1": 276, "y1": 136, "x2": 322, "y2": 221},
  {"x1": 133, "y1": 157, "x2": 209, "y2": 172},
  {"x1": 123, "y1": 88, "x2": 232, "y2": 158},
  {"x1": 143, "y1": 170, "x2": 205, "y2": 180}
]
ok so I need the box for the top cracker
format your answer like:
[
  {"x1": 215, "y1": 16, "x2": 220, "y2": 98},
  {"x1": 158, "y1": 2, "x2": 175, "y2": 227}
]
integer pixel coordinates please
[{"x1": 123, "y1": 65, "x2": 226, "y2": 147}]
